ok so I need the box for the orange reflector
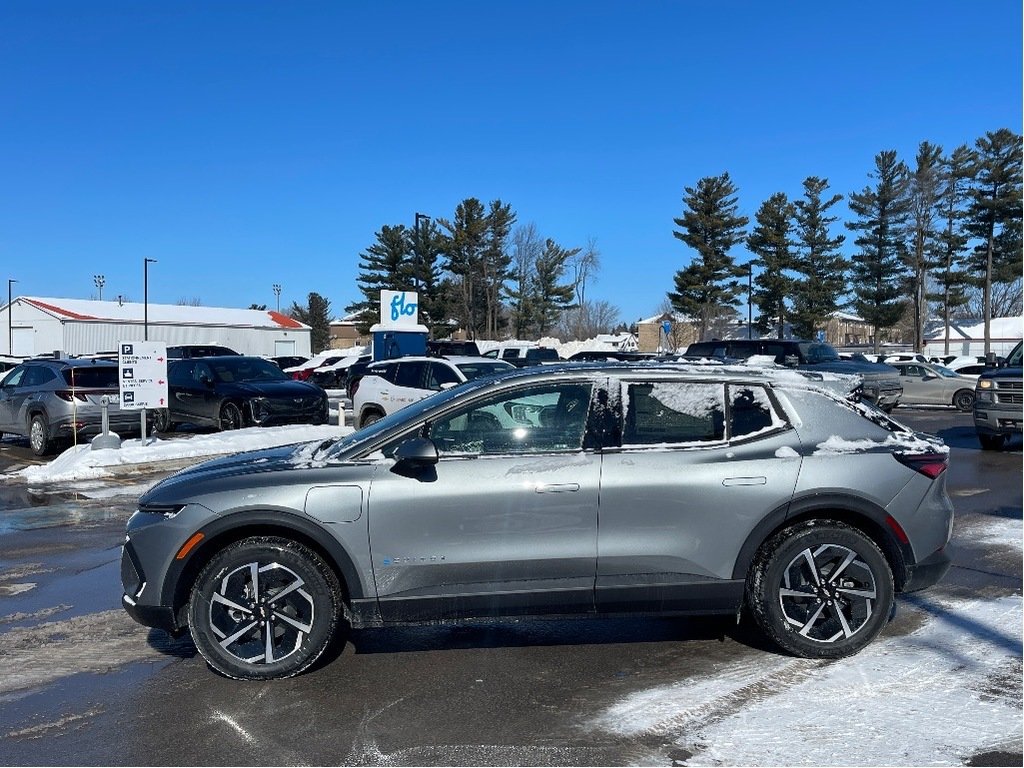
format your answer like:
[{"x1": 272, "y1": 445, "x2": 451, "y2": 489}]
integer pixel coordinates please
[{"x1": 176, "y1": 532, "x2": 205, "y2": 560}]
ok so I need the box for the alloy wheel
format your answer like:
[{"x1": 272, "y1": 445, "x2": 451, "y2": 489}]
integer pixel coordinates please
[
  {"x1": 208, "y1": 561, "x2": 315, "y2": 665},
  {"x1": 777, "y1": 543, "x2": 877, "y2": 643}
]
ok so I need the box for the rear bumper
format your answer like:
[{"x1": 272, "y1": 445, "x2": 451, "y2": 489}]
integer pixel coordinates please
[{"x1": 902, "y1": 545, "x2": 953, "y2": 592}]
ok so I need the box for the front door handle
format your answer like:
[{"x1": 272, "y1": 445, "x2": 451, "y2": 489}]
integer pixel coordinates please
[{"x1": 534, "y1": 483, "x2": 580, "y2": 493}]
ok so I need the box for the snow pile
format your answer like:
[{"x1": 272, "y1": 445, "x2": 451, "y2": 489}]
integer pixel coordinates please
[
  {"x1": 593, "y1": 592, "x2": 1023, "y2": 765},
  {"x1": 815, "y1": 432, "x2": 950, "y2": 456},
  {"x1": 11, "y1": 424, "x2": 353, "y2": 484}
]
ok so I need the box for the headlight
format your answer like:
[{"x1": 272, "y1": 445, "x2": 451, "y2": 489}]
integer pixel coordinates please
[{"x1": 977, "y1": 379, "x2": 994, "y2": 390}]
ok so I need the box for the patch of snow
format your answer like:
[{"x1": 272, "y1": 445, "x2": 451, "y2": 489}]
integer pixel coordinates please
[
  {"x1": 10, "y1": 424, "x2": 353, "y2": 484},
  {"x1": 815, "y1": 432, "x2": 949, "y2": 456},
  {"x1": 775, "y1": 445, "x2": 800, "y2": 458}
]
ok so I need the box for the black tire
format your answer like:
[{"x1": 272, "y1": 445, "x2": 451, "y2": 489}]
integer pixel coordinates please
[
  {"x1": 746, "y1": 520, "x2": 894, "y2": 659},
  {"x1": 953, "y1": 389, "x2": 975, "y2": 412},
  {"x1": 218, "y1": 401, "x2": 244, "y2": 431},
  {"x1": 28, "y1": 413, "x2": 54, "y2": 456},
  {"x1": 187, "y1": 536, "x2": 345, "y2": 680},
  {"x1": 978, "y1": 433, "x2": 1006, "y2": 451},
  {"x1": 359, "y1": 410, "x2": 383, "y2": 429},
  {"x1": 152, "y1": 408, "x2": 175, "y2": 433}
]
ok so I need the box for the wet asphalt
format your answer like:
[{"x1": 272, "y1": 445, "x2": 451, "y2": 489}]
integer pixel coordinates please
[{"x1": 0, "y1": 409, "x2": 1020, "y2": 766}]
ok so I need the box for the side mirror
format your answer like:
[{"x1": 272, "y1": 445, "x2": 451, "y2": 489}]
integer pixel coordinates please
[
  {"x1": 923, "y1": 373, "x2": 938, "y2": 380},
  {"x1": 393, "y1": 436, "x2": 439, "y2": 468}
]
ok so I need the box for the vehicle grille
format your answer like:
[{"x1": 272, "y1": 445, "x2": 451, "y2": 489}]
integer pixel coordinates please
[{"x1": 994, "y1": 381, "x2": 1023, "y2": 406}]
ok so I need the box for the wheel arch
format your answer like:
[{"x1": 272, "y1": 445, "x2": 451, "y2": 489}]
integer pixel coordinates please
[
  {"x1": 164, "y1": 510, "x2": 367, "y2": 631},
  {"x1": 732, "y1": 494, "x2": 911, "y2": 591},
  {"x1": 358, "y1": 404, "x2": 385, "y2": 428}
]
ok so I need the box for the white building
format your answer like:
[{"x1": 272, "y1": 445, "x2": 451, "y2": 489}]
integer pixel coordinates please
[
  {"x1": 923, "y1": 316, "x2": 1023, "y2": 358},
  {"x1": 0, "y1": 296, "x2": 312, "y2": 358}
]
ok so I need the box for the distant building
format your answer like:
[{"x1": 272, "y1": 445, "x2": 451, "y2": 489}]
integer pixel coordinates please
[
  {"x1": 0, "y1": 296, "x2": 312, "y2": 357},
  {"x1": 923, "y1": 317, "x2": 1023, "y2": 358},
  {"x1": 328, "y1": 314, "x2": 370, "y2": 350}
]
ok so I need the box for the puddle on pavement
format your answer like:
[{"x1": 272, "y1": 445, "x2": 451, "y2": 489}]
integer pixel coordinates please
[{"x1": 0, "y1": 482, "x2": 152, "y2": 533}]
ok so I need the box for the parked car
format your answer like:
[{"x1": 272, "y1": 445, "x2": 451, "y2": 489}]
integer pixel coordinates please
[
  {"x1": 974, "y1": 341, "x2": 1022, "y2": 451},
  {"x1": 152, "y1": 355, "x2": 328, "y2": 432},
  {"x1": 308, "y1": 354, "x2": 367, "y2": 389},
  {"x1": 426, "y1": 339, "x2": 481, "y2": 357},
  {"x1": 344, "y1": 355, "x2": 376, "y2": 399},
  {"x1": 284, "y1": 351, "x2": 353, "y2": 384},
  {"x1": 122, "y1": 361, "x2": 953, "y2": 680},
  {"x1": 890, "y1": 362, "x2": 976, "y2": 411},
  {"x1": 0, "y1": 358, "x2": 141, "y2": 455},
  {"x1": 943, "y1": 358, "x2": 988, "y2": 379},
  {"x1": 353, "y1": 355, "x2": 515, "y2": 427},
  {"x1": 269, "y1": 355, "x2": 309, "y2": 371},
  {"x1": 166, "y1": 344, "x2": 240, "y2": 359},
  {"x1": 482, "y1": 345, "x2": 562, "y2": 367},
  {"x1": 567, "y1": 350, "x2": 663, "y2": 362},
  {"x1": 685, "y1": 338, "x2": 903, "y2": 411}
]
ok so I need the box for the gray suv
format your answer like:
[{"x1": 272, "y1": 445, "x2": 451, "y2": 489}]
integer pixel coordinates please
[
  {"x1": 121, "y1": 362, "x2": 953, "y2": 680},
  {"x1": 0, "y1": 358, "x2": 137, "y2": 455}
]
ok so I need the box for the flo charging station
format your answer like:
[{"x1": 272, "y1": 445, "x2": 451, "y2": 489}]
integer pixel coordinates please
[{"x1": 370, "y1": 290, "x2": 428, "y2": 361}]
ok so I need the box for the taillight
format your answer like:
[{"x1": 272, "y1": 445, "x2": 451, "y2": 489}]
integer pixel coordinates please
[
  {"x1": 55, "y1": 390, "x2": 89, "y2": 402},
  {"x1": 894, "y1": 452, "x2": 948, "y2": 479},
  {"x1": 293, "y1": 370, "x2": 312, "y2": 381}
]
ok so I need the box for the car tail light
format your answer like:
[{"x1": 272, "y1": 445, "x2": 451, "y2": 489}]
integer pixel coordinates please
[
  {"x1": 292, "y1": 369, "x2": 312, "y2": 381},
  {"x1": 894, "y1": 452, "x2": 948, "y2": 479},
  {"x1": 55, "y1": 390, "x2": 90, "y2": 402}
]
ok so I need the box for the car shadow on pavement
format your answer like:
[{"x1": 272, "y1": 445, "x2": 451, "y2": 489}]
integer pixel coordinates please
[{"x1": 147, "y1": 627, "x2": 198, "y2": 659}]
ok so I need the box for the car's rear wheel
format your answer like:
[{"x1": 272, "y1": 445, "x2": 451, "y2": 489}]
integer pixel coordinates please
[
  {"x1": 29, "y1": 413, "x2": 53, "y2": 456},
  {"x1": 359, "y1": 409, "x2": 383, "y2": 429},
  {"x1": 188, "y1": 536, "x2": 344, "y2": 680},
  {"x1": 747, "y1": 520, "x2": 894, "y2": 659},
  {"x1": 953, "y1": 389, "x2": 975, "y2": 412},
  {"x1": 218, "y1": 401, "x2": 244, "y2": 431},
  {"x1": 152, "y1": 409, "x2": 175, "y2": 433}
]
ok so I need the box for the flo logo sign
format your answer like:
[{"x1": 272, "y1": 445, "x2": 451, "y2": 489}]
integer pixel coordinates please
[{"x1": 380, "y1": 290, "x2": 419, "y2": 328}]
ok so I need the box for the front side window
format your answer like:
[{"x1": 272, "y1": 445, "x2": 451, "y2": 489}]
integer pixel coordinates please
[
  {"x1": 427, "y1": 382, "x2": 593, "y2": 456},
  {"x1": 394, "y1": 361, "x2": 427, "y2": 389},
  {"x1": 426, "y1": 362, "x2": 460, "y2": 390},
  {"x1": 623, "y1": 381, "x2": 725, "y2": 445}
]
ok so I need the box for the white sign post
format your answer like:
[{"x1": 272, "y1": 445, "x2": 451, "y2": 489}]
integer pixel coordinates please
[{"x1": 118, "y1": 341, "x2": 169, "y2": 445}]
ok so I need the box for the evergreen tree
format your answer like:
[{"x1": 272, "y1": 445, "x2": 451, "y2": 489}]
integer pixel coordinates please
[
  {"x1": 790, "y1": 177, "x2": 847, "y2": 339},
  {"x1": 668, "y1": 173, "x2": 749, "y2": 340},
  {"x1": 345, "y1": 224, "x2": 416, "y2": 333},
  {"x1": 846, "y1": 151, "x2": 913, "y2": 353},
  {"x1": 746, "y1": 192, "x2": 795, "y2": 337},
  {"x1": 532, "y1": 239, "x2": 578, "y2": 335},
  {"x1": 907, "y1": 141, "x2": 944, "y2": 350},
  {"x1": 482, "y1": 200, "x2": 516, "y2": 339},
  {"x1": 928, "y1": 145, "x2": 976, "y2": 354},
  {"x1": 289, "y1": 292, "x2": 332, "y2": 353},
  {"x1": 439, "y1": 198, "x2": 489, "y2": 338},
  {"x1": 965, "y1": 128, "x2": 1023, "y2": 354}
]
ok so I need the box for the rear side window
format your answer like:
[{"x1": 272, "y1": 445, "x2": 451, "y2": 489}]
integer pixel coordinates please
[
  {"x1": 501, "y1": 348, "x2": 521, "y2": 360},
  {"x1": 394, "y1": 362, "x2": 427, "y2": 388},
  {"x1": 63, "y1": 367, "x2": 118, "y2": 387},
  {"x1": 624, "y1": 381, "x2": 725, "y2": 445},
  {"x1": 729, "y1": 385, "x2": 781, "y2": 438}
]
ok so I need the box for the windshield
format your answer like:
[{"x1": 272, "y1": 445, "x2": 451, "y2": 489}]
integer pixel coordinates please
[
  {"x1": 456, "y1": 361, "x2": 515, "y2": 381},
  {"x1": 798, "y1": 342, "x2": 841, "y2": 364},
  {"x1": 208, "y1": 357, "x2": 288, "y2": 383},
  {"x1": 1008, "y1": 342, "x2": 1022, "y2": 367}
]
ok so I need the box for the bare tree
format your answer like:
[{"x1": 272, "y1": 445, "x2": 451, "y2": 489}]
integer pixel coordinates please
[
  {"x1": 506, "y1": 223, "x2": 544, "y2": 338},
  {"x1": 554, "y1": 299, "x2": 620, "y2": 340},
  {"x1": 965, "y1": 279, "x2": 1023, "y2": 319},
  {"x1": 176, "y1": 297, "x2": 202, "y2": 306}
]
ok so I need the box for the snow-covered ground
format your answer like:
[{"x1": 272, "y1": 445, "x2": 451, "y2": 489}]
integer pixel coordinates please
[
  {"x1": 8, "y1": 423, "x2": 353, "y2": 484},
  {"x1": 593, "y1": 590, "x2": 1023, "y2": 766}
]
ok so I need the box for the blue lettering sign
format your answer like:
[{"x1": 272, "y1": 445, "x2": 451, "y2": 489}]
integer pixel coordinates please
[{"x1": 390, "y1": 292, "x2": 418, "y2": 322}]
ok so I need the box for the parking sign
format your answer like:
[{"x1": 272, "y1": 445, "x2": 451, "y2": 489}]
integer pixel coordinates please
[{"x1": 118, "y1": 341, "x2": 169, "y2": 410}]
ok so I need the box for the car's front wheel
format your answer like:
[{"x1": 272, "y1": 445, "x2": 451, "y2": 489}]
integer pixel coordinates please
[
  {"x1": 218, "y1": 401, "x2": 244, "y2": 431},
  {"x1": 152, "y1": 409, "x2": 174, "y2": 433},
  {"x1": 29, "y1": 413, "x2": 53, "y2": 456},
  {"x1": 188, "y1": 537, "x2": 344, "y2": 680},
  {"x1": 747, "y1": 520, "x2": 894, "y2": 659}
]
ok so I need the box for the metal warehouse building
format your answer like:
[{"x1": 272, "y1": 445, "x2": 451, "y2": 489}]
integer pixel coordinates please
[{"x1": 1, "y1": 296, "x2": 312, "y2": 358}]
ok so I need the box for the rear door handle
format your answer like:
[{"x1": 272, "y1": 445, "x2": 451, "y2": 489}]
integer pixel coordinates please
[
  {"x1": 534, "y1": 483, "x2": 580, "y2": 493},
  {"x1": 723, "y1": 476, "x2": 767, "y2": 486}
]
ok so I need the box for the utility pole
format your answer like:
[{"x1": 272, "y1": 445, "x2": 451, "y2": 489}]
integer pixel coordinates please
[
  {"x1": 7, "y1": 278, "x2": 16, "y2": 355},
  {"x1": 144, "y1": 258, "x2": 157, "y2": 340},
  {"x1": 273, "y1": 283, "x2": 282, "y2": 313}
]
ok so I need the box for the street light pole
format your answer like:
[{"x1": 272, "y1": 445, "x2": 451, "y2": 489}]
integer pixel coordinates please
[
  {"x1": 144, "y1": 258, "x2": 157, "y2": 340},
  {"x1": 7, "y1": 279, "x2": 16, "y2": 356},
  {"x1": 93, "y1": 274, "x2": 105, "y2": 301},
  {"x1": 273, "y1": 283, "x2": 282, "y2": 313},
  {"x1": 747, "y1": 263, "x2": 753, "y2": 336}
]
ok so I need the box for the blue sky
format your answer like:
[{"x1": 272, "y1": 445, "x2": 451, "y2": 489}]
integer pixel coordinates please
[{"x1": 1, "y1": 1, "x2": 1021, "y2": 328}]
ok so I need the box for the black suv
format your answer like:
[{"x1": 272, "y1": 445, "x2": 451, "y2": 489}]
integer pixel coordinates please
[
  {"x1": 167, "y1": 344, "x2": 241, "y2": 359},
  {"x1": 685, "y1": 338, "x2": 903, "y2": 411},
  {"x1": 974, "y1": 341, "x2": 1022, "y2": 450}
]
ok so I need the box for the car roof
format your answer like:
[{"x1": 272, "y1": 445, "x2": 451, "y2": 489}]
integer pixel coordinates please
[{"x1": 370, "y1": 355, "x2": 511, "y2": 366}]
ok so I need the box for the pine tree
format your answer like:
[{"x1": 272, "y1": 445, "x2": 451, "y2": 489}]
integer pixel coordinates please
[
  {"x1": 439, "y1": 199, "x2": 489, "y2": 339},
  {"x1": 965, "y1": 128, "x2": 1023, "y2": 354},
  {"x1": 790, "y1": 177, "x2": 847, "y2": 340},
  {"x1": 928, "y1": 145, "x2": 976, "y2": 355},
  {"x1": 289, "y1": 292, "x2": 333, "y2": 353},
  {"x1": 482, "y1": 200, "x2": 516, "y2": 339},
  {"x1": 532, "y1": 239, "x2": 578, "y2": 335},
  {"x1": 846, "y1": 151, "x2": 913, "y2": 353},
  {"x1": 907, "y1": 141, "x2": 944, "y2": 351},
  {"x1": 746, "y1": 192, "x2": 795, "y2": 337},
  {"x1": 668, "y1": 173, "x2": 749, "y2": 340},
  {"x1": 345, "y1": 225, "x2": 416, "y2": 334}
]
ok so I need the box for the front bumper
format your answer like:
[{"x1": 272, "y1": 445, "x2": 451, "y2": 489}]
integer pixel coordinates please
[{"x1": 973, "y1": 405, "x2": 1023, "y2": 436}]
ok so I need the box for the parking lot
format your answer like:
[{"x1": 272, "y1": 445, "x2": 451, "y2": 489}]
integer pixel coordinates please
[{"x1": 0, "y1": 407, "x2": 1020, "y2": 766}]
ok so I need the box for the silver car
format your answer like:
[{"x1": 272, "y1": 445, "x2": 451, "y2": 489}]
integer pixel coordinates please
[
  {"x1": 892, "y1": 361, "x2": 977, "y2": 411},
  {"x1": 121, "y1": 363, "x2": 954, "y2": 680},
  {"x1": 0, "y1": 358, "x2": 138, "y2": 455}
]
